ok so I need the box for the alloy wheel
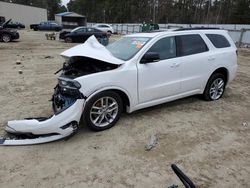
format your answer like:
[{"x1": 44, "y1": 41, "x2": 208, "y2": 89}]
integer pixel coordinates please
[
  {"x1": 2, "y1": 35, "x2": 11, "y2": 43},
  {"x1": 209, "y1": 78, "x2": 225, "y2": 100},
  {"x1": 90, "y1": 97, "x2": 118, "y2": 127}
]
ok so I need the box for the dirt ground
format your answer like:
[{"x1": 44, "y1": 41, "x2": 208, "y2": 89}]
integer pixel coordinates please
[{"x1": 0, "y1": 30, "x2": 249, "y2": 188}]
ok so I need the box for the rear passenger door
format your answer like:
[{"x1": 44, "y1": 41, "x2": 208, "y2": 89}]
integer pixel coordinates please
[{"x1": 175, "y1": 34, "x2": 213, "y2": 93}]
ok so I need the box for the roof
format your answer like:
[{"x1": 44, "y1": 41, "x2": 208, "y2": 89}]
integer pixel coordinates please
[
  {"x1": 127, "y1": 28, "x2": 227, "y2": 38},
  {"x1": 55, "y1": 12, "x2": 85, "y2": 18}
]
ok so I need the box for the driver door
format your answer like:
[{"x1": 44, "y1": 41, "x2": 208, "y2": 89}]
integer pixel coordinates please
[{"x1": 137, "y1": 36, "x2": 181, "y2": 103}]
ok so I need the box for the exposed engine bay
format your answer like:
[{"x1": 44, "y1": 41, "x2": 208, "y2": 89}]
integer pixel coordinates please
[{"x1": 58, "y1": 56, "x2": 119, "y2": 79}]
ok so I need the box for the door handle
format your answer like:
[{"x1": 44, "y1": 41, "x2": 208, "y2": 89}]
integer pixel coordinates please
[
  {"x1": 208, "y1": 57, "x2": 215, "y2": 61},
  {"x1": 170, "y1": 62, "x2": 180, "y2": 68}
]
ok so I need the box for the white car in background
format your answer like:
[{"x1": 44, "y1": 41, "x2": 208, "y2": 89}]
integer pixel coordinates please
[
  {"x1": 1, "y1": 28, "x2": 237, "y2": 145},
  {"x1": 93, "y1": 24, "x2": 114, "y2": 34}
]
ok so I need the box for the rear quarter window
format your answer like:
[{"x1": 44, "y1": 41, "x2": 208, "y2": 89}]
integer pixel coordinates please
[
  {"x1": 176, "y1": 34, "x2": 208, "y2": 56},
  {"x1": 206, "y1": 34, "x2": 231, "y2": 48}
]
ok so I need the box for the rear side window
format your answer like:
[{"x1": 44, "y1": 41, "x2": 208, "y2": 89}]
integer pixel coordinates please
[
  {"x1": 176, "y1": 34, "x2": 208, "y2": 56},
  {"x1": 206, "y1": 34, "x2": 231, "y2": 48}
]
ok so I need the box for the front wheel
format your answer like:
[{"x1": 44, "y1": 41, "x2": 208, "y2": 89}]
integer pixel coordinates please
[
  {"x1": 1, "y1": 34, "x2": 11, "y2": 43},
  {"x1": 84, "y1": 91, "x2": 123, "y2": 131},
  {"x1": 203, "y1": 73, "x2": 226, "y2": 101}
]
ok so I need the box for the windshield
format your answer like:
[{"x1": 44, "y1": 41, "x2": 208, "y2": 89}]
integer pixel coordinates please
[{"x1": 106, "y1": 37, "x2": 151, "y2": 60}]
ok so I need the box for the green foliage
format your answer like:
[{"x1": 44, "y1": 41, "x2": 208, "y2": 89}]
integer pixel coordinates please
[
  {"x1": 1, "y1": 0, "x2": 250, "y2": 24},
  {"x1": 67, "y1": 0, "x2": 250, "y2": 24}
]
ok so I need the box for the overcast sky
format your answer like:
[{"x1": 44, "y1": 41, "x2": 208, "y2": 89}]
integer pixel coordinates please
[{"x1": 61, "y1": 0, "x2": 70, "y2": 7}]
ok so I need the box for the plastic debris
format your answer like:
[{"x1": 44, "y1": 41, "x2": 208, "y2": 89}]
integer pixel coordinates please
[
  {"x1": 18, "y1": 70, "x2": 23, "y2": 74},
  {"x1": 145, "y1": 134, "x2": 157, "y2": 151},
  {"x1": 45, "y1": 55, "x2": 53, "y2": 59},
  {"x1": 242, "y1": 122, "x2": 248, "y2": 127},
  {"x1": 167, "y1": 185, "x2": 178, "y2": 188},
  {"x1": 16, "y1": 60, "x2": 21, "y2": 65}
]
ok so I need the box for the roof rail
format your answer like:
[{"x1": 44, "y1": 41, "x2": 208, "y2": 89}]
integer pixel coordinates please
[{"x1": 175, "y1": 27, "x2": 220, "y2": 31}]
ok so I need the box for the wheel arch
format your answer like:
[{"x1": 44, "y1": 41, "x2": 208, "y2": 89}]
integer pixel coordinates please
[
  {"x1": 85, "y1": 87, "x2": 131, "y2": 112},
  {"x1": 202, "y1": 67, "x2": 229, "y2": 94},
  {"x1": 211, "y1": 67, "x2": 229, "y2": 83},
  {"x1": 210, "y1": 67, "x2": 229, "y2": 84}
]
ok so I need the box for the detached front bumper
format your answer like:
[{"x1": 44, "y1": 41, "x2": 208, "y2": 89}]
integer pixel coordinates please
[
  {"x1": 6, "y1": 99, "x2": 85, "y2": 135},
  {"x1": 1, "y1": 85, "x2": 86, "y2": 146}
]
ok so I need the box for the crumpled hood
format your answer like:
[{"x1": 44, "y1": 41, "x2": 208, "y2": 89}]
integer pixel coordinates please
[{"x1": 60, "y1": 35, "x2": 125, "y2": 65}]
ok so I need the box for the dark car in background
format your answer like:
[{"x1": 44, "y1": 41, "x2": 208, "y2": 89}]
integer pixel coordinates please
[
  {"x1": 0, "y1": 19, "x2": 19, "y2": 43},
  {"x1": 5, "y1": 21, "x2": 25, "y2": 29},
  {"x1": 59, "y1": 27, "x2": 109, "y2": 45},
  {"x1": 30, "y1": 21, "x2": 62, "y2": 31},
  {"x1": 0, "y1": 16, "x2": 5, "y2": 25}
]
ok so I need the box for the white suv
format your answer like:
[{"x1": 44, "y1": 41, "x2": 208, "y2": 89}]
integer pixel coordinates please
[
  {"x1": 4, "y1": 29, "x2": 237, "y2": 145},
  {"x1": 56, "y1": 28, "x2": 237, "y2": 131},
  {"x1": 93, "y1": 24, "x2": 114, "y2": 34}
]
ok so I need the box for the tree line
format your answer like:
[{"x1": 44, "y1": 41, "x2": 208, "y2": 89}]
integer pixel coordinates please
[
  {"x1": 1, "y1": 0, "x2": 250, "y2": 24},
  {"x1": 67, "y1": 0, "x2": 250, "y2": 24}
]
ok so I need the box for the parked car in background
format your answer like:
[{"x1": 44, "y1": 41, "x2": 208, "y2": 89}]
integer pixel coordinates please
[
  {"x1": 5, "y1": 20, "x2": 25, "y2": 29},
  {"x1": 30, "y1": 21, "x2": 62, "y2": 31},
  {"x1": 60, "y1": 27, "x2": 109, "y2": 45},
  {"x1": 93, "y1": 24, "x2": 114, "y2": 34},
  {"x1": 0, "y1": 16, "x2": 5, "y2": 25},
  {"x1": 0, "y1": 19, "x2": 19, "y2": 43}
]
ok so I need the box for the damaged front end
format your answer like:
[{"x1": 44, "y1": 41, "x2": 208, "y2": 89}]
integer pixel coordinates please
[
  {"x1": 0, "y1": 36, "x2": 123, "y2": 146},
  {"x1": 0, "y1": 78, "x2": 85, "y2": 146}
]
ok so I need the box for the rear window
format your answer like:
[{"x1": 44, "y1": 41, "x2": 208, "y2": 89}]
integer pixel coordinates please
[
  {"x1": 206, "y1": 34, "x2": 231, "y2": 48},
  {"x1": 176, "y1": 34, "x2": 208, "y2": 56}
]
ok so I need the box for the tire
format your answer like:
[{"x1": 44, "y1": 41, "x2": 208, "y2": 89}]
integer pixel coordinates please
[
  {"x1": 203, "y1": 73, "x2": 226, "y2": 101},
  {"x1": 1, "y1": 34, "x2": 11, "y2": 43},
  {"x1": 84, "y1": 91, "x2": 123, "y2": 131},
  {"x1": 65, "y1": 37, "x2": 72, "y2": 43}
]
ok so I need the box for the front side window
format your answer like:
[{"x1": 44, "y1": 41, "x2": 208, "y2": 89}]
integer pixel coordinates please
[
  {"x1": 206, "y1": 34, "x2": 231, "y2": 48},
  {"x1": 107, "y1": 37, "x2": 151, "y2": 60},
  {"x1": 176, "y1": 34, "x2": 208, "y2": 56},
  {"x1": 147, "y1": 37, "x2": 176, "y2": 60}
]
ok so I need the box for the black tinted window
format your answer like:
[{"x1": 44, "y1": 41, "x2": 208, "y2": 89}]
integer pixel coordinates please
[
  {"x1": 147, "y1": 37, "x2": 176, "y2": 60},
  {"x1": 176, "y1": 34, "x2": 208, "y2": 56},
  {"x1": 76, "y1": 28, "x2": 86, "y2": 32},
  {"x1": 206, "y1": 34, "x2": 231, "y2": 48}
]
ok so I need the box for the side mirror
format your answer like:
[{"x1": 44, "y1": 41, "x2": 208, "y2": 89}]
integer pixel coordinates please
[{"x1": 140, "y1": 52, "x2": 160, "y2": 64}]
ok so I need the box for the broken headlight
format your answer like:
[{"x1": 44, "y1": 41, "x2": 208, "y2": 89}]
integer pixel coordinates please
[{"x1": 58, "y1": 78, "x2": 81, "y2": 89}]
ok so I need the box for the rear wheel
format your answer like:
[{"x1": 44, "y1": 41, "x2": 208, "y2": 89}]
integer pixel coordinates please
[
  {"x1": 84, "y1": 91, "x2": 123, "y2": 131},
  {"x1": 203, "y1": 73, "x2": 226, "y2": 101},
  {"x1": 1, "y1": 34, "x2": 11, "y2": 43},
  {"x1": 65, "y1": 37, "x2": 72, "y2": 43}
]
